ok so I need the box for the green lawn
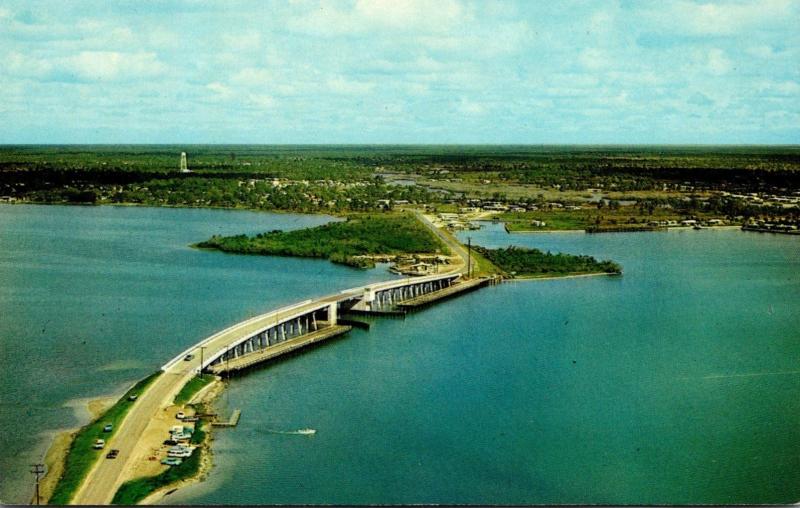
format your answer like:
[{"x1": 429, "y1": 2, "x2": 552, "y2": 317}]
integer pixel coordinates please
[
  {"x1": 174, "y1": 374, "x2": 215, "y2": 405},
  {"x1": 49, "y1": 371, "x2": 162, "y2": 504}
]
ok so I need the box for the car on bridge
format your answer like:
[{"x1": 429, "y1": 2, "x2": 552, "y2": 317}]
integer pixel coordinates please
[{"x1": 183, "y1": 354, "x2": 194, "y2": 361}]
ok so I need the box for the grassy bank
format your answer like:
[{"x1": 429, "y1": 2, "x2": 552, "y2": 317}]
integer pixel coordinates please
[
  {"x1": 500, "y1": 207, "x2": 723, "y2": 233},
  {"x1": 48, "y1": 371, "x2": 162, "y2": 505},
  {"x1": 473, "y1": 245, "x2": 621, "y2": 278},
  {"x1": 111, "y1": 413, "x2": 208, "y2": 505},
  {"x1": 174, "y1": 374, "x2": 215, "y2": 405},
  {"x1": 195, "y1": 212, "x2": 449, "y2": 268}
]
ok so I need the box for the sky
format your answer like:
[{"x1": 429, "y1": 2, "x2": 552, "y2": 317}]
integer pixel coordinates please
[{"x1": 0, "y1": 0, "x2": 798, "y2": 144}]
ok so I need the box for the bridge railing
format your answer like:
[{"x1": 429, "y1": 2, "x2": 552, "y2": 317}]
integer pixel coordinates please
[
  {"x1": 161, "y1": 299, "x2": 315, "y2": 372},
  {"x1": 163, "y1": 272, "x2": 462, "y2": 372}
]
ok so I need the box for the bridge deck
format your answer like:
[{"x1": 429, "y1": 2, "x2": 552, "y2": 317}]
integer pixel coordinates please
[
  {"x1": 397, "y1": 277, "x2": 493, "y2": 309},
  {"x1": 210, "y1": 324, "x2": 352, "y2": 374}
]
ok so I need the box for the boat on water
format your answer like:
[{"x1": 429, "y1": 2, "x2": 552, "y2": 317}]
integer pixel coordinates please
[{"x1": 296, "y1": 428, "x2": 316, "y2": 435}]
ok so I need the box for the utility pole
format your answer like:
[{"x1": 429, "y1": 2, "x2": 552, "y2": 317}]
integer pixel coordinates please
[
  {"x1": 467, "y1": 236, "x2": 472, "y2": 279},
  {"x1": 30, "y1": 463, "x2": 44, "y2": 505},
  {"x1": 198, "y1": 346, "x2": 207, "y2": 379}
]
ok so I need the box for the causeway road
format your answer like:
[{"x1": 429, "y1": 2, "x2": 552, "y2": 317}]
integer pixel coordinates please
[
  {"x1": 70, "y1": 272, "x2": 459, "y2": 504},
  {"x1": 414, "y1": 210, "x2": 471, "y2": 275}
]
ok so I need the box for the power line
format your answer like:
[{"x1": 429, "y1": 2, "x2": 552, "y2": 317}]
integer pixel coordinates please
[{"x1": 30, "y1": 463, "x2": 44, "y2": 505}]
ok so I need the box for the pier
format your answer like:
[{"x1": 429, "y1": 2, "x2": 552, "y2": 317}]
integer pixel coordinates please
[
  {"x1": 210, "y1": 325, "x2": 352, "y2": 374},
  {"x1": 212, "y1": 409, "x2": 241, "y2": 428},
  {"x1": 397, "y1": 277, "x2": 497, "y2": 311}
]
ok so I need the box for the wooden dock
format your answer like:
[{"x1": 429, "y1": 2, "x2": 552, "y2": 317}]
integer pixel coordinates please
[
  {"x1": 209, "y1": 325, "x2": 352, "y2": 375},
  {"x1": 212, "y1": 409, "x2": 241, "y2": 428},
  {"x1": 397, "y1": 277, "x2": 497, "y2": 311}
]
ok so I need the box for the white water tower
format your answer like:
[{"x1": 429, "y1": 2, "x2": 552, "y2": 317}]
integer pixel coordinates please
[{"x1": 180, "y1": 152, "x2": 190, "y2": 173}]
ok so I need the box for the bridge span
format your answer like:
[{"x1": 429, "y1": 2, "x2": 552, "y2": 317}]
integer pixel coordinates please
[
  {"x1": 74, "y1": 271, "x2": 474, "y2": 504},
  {"x1": 161, "y1": 271, "x2": 462, "y2": 375}
]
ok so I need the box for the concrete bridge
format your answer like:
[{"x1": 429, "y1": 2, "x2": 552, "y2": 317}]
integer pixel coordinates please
[
  {"x1": 160, "y1": 272, "x2": 462, "y2": 375},
  {"x1": 74, "y1": 271, "x2": 470, "y2": 504}
]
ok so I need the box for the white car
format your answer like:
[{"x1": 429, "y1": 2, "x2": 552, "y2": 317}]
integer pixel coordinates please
[
  {"x1": 176, "y1": 411, "x2": 185, "y2": 420},
  {"x1": 167, "y1": 448, "x2": 193, "y2": 458},
  {"x1": 92, "y1": 439, "x2": 105, "y2": 449}
]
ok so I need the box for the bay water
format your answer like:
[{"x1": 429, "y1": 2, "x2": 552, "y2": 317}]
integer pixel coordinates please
[{"x1": 1, "y1": 205, "x2": 799, "y2": 504}]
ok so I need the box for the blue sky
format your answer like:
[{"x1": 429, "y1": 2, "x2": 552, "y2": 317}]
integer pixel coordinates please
[{"x1": 0, "y1": 0, "x2": 798, "y2": 144}]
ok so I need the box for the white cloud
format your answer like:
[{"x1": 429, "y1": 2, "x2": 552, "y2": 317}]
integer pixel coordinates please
[
  {"x1": 640, "y1": 0, "x2": 795, "y2": 36},
  {"x1": 222, "y1": 31, "x2": 262, "y2": 51},
  {"x1": 457, "y1": 96, "x2": 485, "y2": 115},
  {"x1": 206, "y1": 82, "x2": 233, "y2": 98},
  {"x1": 706, "y1": 48, "x2": 732, "y2": 75},
  {"x1": 66, "y1": 51, "x2": 166, "y2": 81},
  {"x1": 247, "y1": 93, "x2": 275, "y2": 108},
  {"x1": 288, "y1": 0, "x2": 470, "y2": 36},
  {"x1": 327, "y1": 76, "x2": 375, "y2": 94},
  {"x1": 746, "y1": 45, "x2": 776, "y2": 59},
  {"x1": 579, "y1": 48, "x2": 613, "y2": 71}
]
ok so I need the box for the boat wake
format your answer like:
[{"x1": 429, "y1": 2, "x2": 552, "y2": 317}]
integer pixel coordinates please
[{"x1": 262, "y1": 428, "x2": 317, "y2": 436}]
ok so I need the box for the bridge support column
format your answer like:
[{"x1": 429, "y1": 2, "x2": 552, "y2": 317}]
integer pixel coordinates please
[{"x1": 327, "y1": 303, "x2": 337, "y2": 325}]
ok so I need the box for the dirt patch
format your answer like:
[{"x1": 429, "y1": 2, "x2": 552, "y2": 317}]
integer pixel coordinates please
[{"x1": 87, "y1": 397, "x2": 117, "y2": 420}]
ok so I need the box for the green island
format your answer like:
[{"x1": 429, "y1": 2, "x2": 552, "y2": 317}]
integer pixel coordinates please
[
  {"x1": 48, "y1": 371, "x2": 162, "y2": 505},
  {"x1": 196, "y1": 212, "x2": 450, "y2": 268},
  {"x1": 473, "y1": 246, "x2": 622, "y2": 278}
]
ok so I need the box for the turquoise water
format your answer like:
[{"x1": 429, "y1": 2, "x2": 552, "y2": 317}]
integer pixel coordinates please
[
  {"x1": 0, "y1": 204, "x2": 393, "y2": 504},
  {"x1": 1, "y1": 206, "x2": 799, "y2": 504},
  {"x1": 166, "y1": 224, "x2": 800, "y2": 505}
]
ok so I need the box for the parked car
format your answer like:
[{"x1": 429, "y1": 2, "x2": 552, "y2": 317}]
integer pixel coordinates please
[
  {"x1": 161, "y1": 457, "x2": 183, "y2": 466},
  {"x1": 106, "y1": 449, "x2": 119, "y2": 459},
  {"x1": 176, "y1": 411, "x2": 186, "y2": 420},
  {"x1": 171, "y1": 432, "x2": 192, "y2": 441},
  {"x1": 103, "y1": 423, "x2": 113, "y2": 432},
  {"x1": 167, "y1": 449, "x2": 192, "y2": 458},
  {"x1": 128, "y1": 394, "x2": 138, "y2": 401},
  {"x1": 163, "y1": 439, "x2": 178, "y2": 446},
  {"x1": 92, "y1": 439, "x2": 105, "y2": 449}
]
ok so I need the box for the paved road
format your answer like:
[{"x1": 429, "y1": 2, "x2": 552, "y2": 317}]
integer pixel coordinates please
[
  {"x1": 414, "y1": 210, "x2": 471, "y2": 275},
  {"x1": 71, "y1": 272, "x2": 459, "y2": 504}
]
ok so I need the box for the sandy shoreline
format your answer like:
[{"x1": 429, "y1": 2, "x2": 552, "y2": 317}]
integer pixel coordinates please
[
  {"x1": 36, "y1": 391, "x2": 125, "y2": 503},
  {"x1": 36, "y1": 376, "x2": 225, "y2": 505},
  {"x1": 508, "y1": 272, "x2": 617, "y2": 282}
]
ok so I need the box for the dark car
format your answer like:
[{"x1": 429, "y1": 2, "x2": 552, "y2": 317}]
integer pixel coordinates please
[
  {"x1": 163, "y1": 439, "x2": 178, "y2": 446},
  {"x1": 183, "y1": 354, "x2": 194, "y2": 361},
  {"x1": 106, "y1": 449, "x2": 119, "y2": 459}
]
